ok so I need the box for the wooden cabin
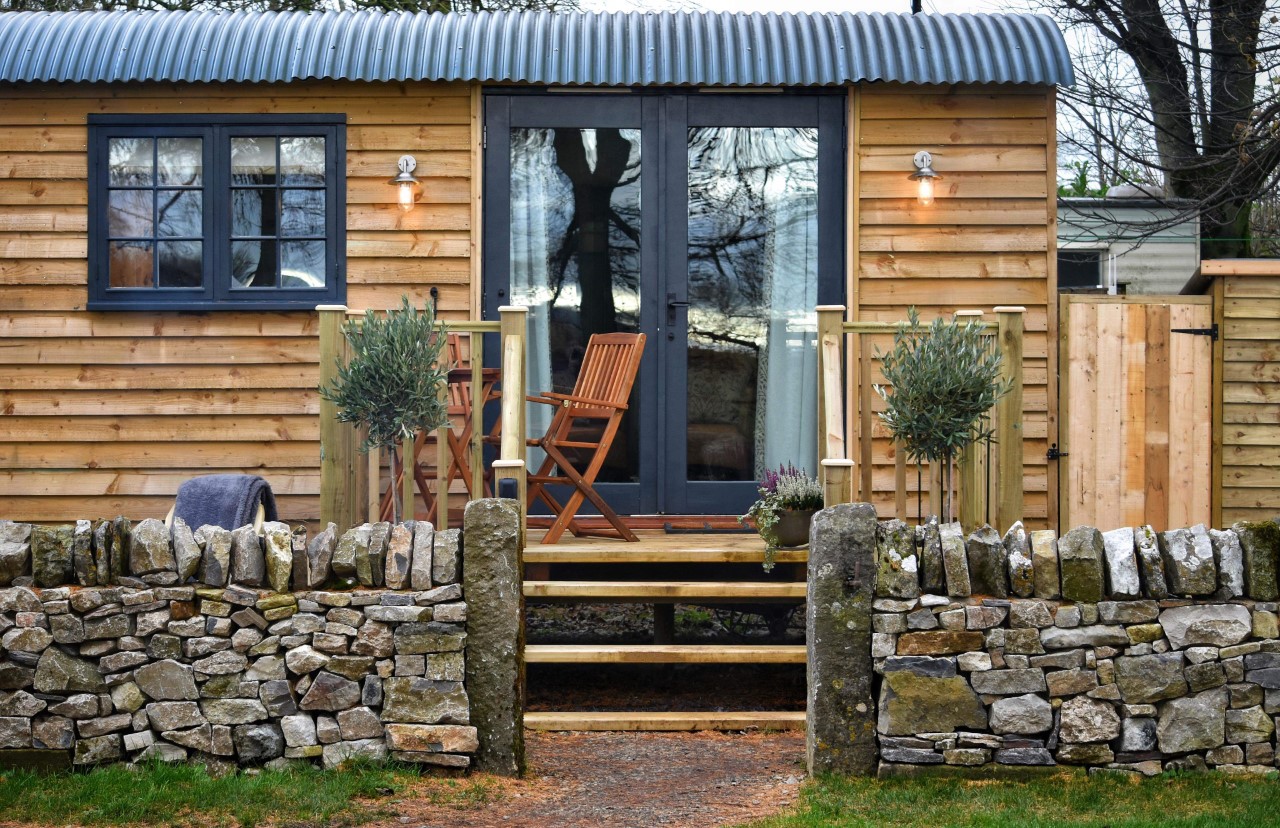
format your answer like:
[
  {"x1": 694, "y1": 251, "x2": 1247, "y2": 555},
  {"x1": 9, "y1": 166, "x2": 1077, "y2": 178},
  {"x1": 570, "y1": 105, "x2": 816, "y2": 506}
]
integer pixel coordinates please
[{"x1": 0, "y1": 9, "x2": 1073, "y2": 531}]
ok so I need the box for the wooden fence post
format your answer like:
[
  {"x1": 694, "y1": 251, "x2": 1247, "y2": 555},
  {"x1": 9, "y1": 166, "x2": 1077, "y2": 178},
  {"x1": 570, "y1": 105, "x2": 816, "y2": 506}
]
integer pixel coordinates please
[
  {"x1": 994, "y1": 306, "x2": 1026, "y2": 532},
  {"x1": 499, "y1": 306, "x2": 528, "y2": 529},
  {"x1": 955, "y1": 311, "x2": 986, "y2": 531},
  {"x1": 821, "y1": 458, "x2": 854, "y2": 508},
  {"x1": 318, "y1": 305, "x2": 357, "y2": 531},
  {"x1": 816, "y1": 305, "x2": 847, "y2": 468}
]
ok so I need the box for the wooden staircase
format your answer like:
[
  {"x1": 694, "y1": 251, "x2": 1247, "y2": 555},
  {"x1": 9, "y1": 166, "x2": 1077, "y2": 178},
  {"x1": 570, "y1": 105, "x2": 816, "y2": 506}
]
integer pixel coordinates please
[{"x1": 522, "y1": 529, "x2": 808, "y2": 732}]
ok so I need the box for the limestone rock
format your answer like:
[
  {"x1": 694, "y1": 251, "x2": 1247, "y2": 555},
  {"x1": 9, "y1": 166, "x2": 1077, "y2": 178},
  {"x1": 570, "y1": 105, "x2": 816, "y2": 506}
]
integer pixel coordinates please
[
  {"x1": 201, "y1": 699, "x2": 269, "y2": 725},
  {"x1": 1210, "y1": 529, "x2": 1245, "y2": 598},
  {"x1": 128, "y1": 518, "x2": 175, "y2": 576},
  {"x1": 1004, "y1": 522, "x2": 1034, "y2": 598},
  {"x1": 171, "y1": 518, "x2": 202, "y2": 582},
  {"x1": 876, "y1": 519, "x2": 920, "y2": 599},
  {"x1": 290, "y1": 525, "x2": 308, "y2": 592},
  {"x1": 261, "y1": 522, "x2": 293, "y2": 593},
  {"x1": 877, "y1": 671, "x2": 986, "y2": 736},
  {"x1": 1058, "y1": 696, "x2": 1120, "y2": 743},
  {"x1": 33, "y1": 647, "x2": 104, "y2": 693},
  {"x1": 233, "y1": 723, "x2": 284, "y2": 762},
  {"x1": 281, "y1": 714, "x2": 317, "y2": 747},
  {"x1": 1160, "y1": 604, "x2": 1252, "y2": 649},
  {"x1": 1039, "y1": 625, "x2": 1130, "y2": 650},
  {"x1": 300, "y1": 672, "x2": 361, "y2": 712},
  {"x1": 337, "y1": 706, "x2": 384, "y2": 740},
  {"x1": 0, "y1": 521, "x2": 31, "y2": 586},
  {"x1": 1030, "y1": 530, "x2": 1060, "y2": 599},
  {"x1": 1114, "y1": 653, "x2": 1188, "y2": 704},
  {"x1": 305, "y1": 523, "x2": 337, "y2": 589},
  {"x1": 378, "y1": 524, "x2": 411, "y2": 590},
  {"x1": 433, "y1": 529, "x2": 461, "y2": 586},
  {"x1": 134, "y1": 659, "x2": 199, "y2": 701},
  {"x1": 109, "y1": 517, "x2": 130, "y2": 583},
  {"x1": 31, "y1": 524, "x2": 74, "y2": 587},
  {"x1": 1058, "y1": 526, "x2": 1105, "y2": 603},
  {"x1": 72, "y1": 519, "x2": 95, "y2": 587},
  {"x1": 356, "y1": 522, "x2": 390, "y2": 587},
  {"x1": 32, "y1": 715, "x2": 73, "y2": 749},
  {"x1": 989, "y1": 693, "x2": 1052, "y2": 735},
  {"x1": 146, "y1": 701, "x2": 206, "y2": 732},
  {"x1": 91, "y1": 520, "x2": 113, "y2": 587},
  {"x1": 163, "y1": 724, "x2": 213, "y2": 752},
  {"x1": 1101, "y1": 526, "x2": 1141, "y2": 598},
  {"x1": 410, "y1": 520, "x2": 434, "y2": 590},
  {"x1": 331, "y1": 524, "x2": 370, "y2": 578},
  {"x1": 382, "y1": 677, "x2": 470, "y2": 724},
  {"x1": 918, "y1": 517, "x2": 945, "y2": 595},
  {"x1": 74, "y1": 734, "x2": 122, "y2": 765},
  {"x1": 384, "y1": 723, "x2": 478, "y2": 753},
  {"x1": 1158, "y1": 688, "x2": 1227, "y2": 753},
  {"x1": 1225, "y1": 705, "x2": 1274, "y2": 744},
  {"x1": 939, "y1": 522, "x2": 970, "y2": 597},
  {"x1": 1120, "y1": 717, "x2": 1158, "y2": 752},
  {"x1": 1134, "y1": 525, "x2": 1168, "y2": 599},
  {"x1": 322, "y1": 738, "x2": 387, "y2": 769},
  {"x1": 1160, "y1": 525, "x2": 1217, "y2": 595},
  {"x1": 1233, "y1": 521, "x2": 1279, "y2": 601},
  {"x1": 285, "y1": 645, "x2": 330, "y2": 675},
  {"x1": 196, "y1": 525, "x2": 232, "y2": 587},
  {"x1": 0, "y1": 690, "x2": 45, "y2": 717},
  {"x1": 970, "y1": 668, "x2": 1046, "y2": 695},
  {"x1": 966, "y1": 524, "x2": 1007, "y2": 598},
  {"x1": 230, "y1": 525, "x2": 264, "y2": 587}
]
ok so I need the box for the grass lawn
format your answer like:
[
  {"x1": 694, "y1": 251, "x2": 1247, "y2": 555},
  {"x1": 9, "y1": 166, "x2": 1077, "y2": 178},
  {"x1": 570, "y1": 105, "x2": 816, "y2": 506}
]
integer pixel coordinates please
[
  {"x1": 746, "y1": 771, "x2": 1280, "y2": 828},
  {"x1": 0, "y1": 760, "x2": 493, "y2": 827}
]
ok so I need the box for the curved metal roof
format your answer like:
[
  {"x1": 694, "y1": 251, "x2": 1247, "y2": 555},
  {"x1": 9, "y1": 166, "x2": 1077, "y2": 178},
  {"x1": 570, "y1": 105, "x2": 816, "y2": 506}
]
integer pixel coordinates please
[{"x1": 0, "y1": 10, "x2": 1075, "y2": 88}]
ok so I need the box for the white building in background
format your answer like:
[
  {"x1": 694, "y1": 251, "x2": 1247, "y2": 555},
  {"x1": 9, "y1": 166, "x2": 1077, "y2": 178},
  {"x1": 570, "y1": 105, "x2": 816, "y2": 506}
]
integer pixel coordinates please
[{"x1": 1057, "y1": 184, "x2": 1201, "y2": 295}]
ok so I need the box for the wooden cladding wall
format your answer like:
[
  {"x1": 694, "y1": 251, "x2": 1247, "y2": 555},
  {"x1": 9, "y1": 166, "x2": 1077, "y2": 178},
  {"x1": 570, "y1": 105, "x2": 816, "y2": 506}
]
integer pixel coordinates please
[
  {"x1": 0, "y1": 80, "x2": 476, "y2": 524},
  {"x1": 850, "y1": 85, "x2": 1056, "y2": 528},
  {"x1": 1210, "y1": 265, "x2": 1280, "y2": 526}
]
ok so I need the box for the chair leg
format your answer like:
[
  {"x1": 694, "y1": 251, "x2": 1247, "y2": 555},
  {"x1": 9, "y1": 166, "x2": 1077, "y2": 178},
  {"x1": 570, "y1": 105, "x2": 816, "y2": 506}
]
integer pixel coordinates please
[{"x1": 542, "y1": 444, "x2": 638, "y2": 543}]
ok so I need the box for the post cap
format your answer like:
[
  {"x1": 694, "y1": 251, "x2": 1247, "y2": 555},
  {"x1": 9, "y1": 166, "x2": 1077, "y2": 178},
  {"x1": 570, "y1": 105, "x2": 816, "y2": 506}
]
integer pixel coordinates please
[
  {"x1": 497, "y1": 305, "x2": 529, "y2": 314},
  {"x1": 491, "y1": 459, "x2": 526, "y2": 469},
  {"x1": 993, "y1": 306, "x2": 1027, "y2": 313},
  {"x1": 820, "y1": 458, "x2": 855, "y2": 468},
  {"x1": 815, "y1": 304, "x2": 847, "y2": 312},
  {"x1": 316, "y1": 304, "x2": 349, "y2": 312}
]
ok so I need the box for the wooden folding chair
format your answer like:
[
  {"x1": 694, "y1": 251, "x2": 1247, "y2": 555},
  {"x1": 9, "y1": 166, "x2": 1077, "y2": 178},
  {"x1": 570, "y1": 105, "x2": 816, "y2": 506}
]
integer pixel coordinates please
[{"x1": 526, "y1": 332, "x2": 646, "y2": 544}]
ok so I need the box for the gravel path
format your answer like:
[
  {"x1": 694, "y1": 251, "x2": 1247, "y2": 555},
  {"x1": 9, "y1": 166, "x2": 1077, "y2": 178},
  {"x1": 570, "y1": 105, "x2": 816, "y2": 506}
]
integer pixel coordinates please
[{"x1": 372, "y1": 730, "x2": 807, "y2": 828}]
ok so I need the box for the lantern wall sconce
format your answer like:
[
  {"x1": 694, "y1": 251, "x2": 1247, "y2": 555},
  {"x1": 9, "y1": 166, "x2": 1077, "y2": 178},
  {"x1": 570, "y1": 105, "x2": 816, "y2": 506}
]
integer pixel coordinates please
[
  {"x1": 390, "y1": 154, "x2": 420, "y2": 212},
  {"x1": 909, "y1": 150, "x2": 941, "y2": 206}
]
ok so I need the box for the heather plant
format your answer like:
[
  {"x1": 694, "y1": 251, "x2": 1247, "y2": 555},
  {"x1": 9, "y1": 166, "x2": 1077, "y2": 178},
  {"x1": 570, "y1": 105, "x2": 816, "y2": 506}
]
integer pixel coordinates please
[
  {"x1": 875, "y1": 307, "x2": 1009, "y2": 521},
  {"x1": 741, "y1": 464, "x2": 823, "y2": 571},
  {"x1": 318, "y1": 295, "x2": 450, "y2": 521}
]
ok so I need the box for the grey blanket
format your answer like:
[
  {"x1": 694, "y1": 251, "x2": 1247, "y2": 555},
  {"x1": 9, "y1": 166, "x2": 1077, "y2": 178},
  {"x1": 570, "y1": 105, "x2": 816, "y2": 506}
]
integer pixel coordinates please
[{"x1": 173, "y1": 474, "x2": 278, "y2": 531}]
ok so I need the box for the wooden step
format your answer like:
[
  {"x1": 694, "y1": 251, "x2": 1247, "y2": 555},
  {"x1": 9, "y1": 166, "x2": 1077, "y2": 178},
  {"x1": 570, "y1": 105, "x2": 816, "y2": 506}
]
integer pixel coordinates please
[
  {"x1": 524, "y1": 546, "x2": 807, "y2": 565},
  {"x1": 525, "y1": 644, "x2": 807, "y2": 664},
  {"x1": 523, "y1": 580, "x2": 806, "y2": 602},
  {"x1": 525, "y1": 711, "x2": 806, "y2": 732}
]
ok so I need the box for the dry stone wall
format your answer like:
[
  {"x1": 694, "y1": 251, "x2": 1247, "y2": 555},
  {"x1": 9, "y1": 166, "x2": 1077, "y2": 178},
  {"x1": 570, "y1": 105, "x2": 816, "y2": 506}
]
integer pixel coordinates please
[
  {"x1": 0, "y1": 516, "x2": 482, "y2": 771},
  {"x1": 872, "y1": 517, "x2": 1280, "y2": 777}
]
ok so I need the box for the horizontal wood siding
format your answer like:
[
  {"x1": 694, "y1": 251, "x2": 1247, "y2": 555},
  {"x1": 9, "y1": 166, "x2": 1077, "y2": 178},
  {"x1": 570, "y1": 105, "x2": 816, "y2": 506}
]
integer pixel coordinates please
[
  {"x1": 0, "y1": 80, "x2": 475, "y2": 524},
  {"x1": 1218, "y1": 273, "x2": 1280, "y2": 525},
  {"x1": 853, "y1": 85, "x2": 1055, "y2": 527}
]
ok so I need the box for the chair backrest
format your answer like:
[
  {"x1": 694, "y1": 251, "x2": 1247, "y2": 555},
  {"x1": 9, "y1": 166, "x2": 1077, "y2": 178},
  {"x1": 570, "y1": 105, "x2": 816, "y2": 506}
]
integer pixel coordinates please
[{"x1": 570, "y1": 332, "x2": 647, "y2": 407}]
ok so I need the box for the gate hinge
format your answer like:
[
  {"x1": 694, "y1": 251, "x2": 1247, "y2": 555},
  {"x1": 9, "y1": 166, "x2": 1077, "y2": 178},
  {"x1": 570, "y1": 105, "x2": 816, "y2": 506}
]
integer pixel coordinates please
[
  {"x1": 1171, "y1": 323, "x2": 1218, "y2": 341},
  {"x1": 1047, "y1": 443, "x2": 1068, "y2": 460}
]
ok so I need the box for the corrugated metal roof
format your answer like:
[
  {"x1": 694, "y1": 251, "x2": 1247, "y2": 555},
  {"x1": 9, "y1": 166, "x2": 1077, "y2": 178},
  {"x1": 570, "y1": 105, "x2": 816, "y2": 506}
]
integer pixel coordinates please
[{"x1": 0, "y1": 10, "x2": 1074, "y2": 88}]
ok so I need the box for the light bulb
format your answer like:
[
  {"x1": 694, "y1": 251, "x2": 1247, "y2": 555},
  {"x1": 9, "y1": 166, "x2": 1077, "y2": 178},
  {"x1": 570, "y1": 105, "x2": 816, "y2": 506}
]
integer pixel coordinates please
[
  {"x1": 917, "y1": 176, "x2": 934, "y2": 206},
  {"x1": 398, "y1": 182, "x2": 416, "y2": 213}
]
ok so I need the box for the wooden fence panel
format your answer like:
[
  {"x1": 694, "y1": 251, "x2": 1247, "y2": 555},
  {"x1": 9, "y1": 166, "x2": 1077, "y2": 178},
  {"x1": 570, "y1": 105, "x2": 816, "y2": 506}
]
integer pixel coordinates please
[{"x1": 1059, "y1": 295, "x2": 1212, "y2": 532}]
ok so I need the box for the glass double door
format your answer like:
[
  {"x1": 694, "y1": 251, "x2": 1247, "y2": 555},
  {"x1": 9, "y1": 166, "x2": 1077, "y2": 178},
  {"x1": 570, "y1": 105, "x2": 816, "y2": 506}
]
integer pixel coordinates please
[{"x1": 484, "y1": 93, "x2": 844, "y2": 516}]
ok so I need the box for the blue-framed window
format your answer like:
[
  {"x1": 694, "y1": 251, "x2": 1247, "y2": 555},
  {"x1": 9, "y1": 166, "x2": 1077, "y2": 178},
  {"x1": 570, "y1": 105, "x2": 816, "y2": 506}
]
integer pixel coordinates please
[{"x1": 88, "y1": 115, "x2": 346, "y2": 310}]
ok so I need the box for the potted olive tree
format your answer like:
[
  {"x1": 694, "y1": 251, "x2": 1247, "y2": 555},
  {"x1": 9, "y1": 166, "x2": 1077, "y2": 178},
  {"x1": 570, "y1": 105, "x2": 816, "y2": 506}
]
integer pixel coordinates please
[
  {"x1": 319, "y1": 296, "x2": 450, "y2": 522},
  {"x1": 875, "y1": 308, "x2": 1010, "y2": 522}
]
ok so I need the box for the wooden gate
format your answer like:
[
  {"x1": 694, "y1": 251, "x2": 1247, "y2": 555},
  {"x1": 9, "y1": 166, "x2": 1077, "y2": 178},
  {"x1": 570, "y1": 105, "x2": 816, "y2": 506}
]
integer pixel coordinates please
[{"x1": 1058, "y1": 295, "x2": 1213, "y2": 532}]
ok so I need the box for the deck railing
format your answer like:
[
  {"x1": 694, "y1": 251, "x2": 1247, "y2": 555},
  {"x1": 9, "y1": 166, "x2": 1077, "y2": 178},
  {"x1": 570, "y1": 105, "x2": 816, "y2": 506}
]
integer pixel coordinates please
[
  {"x1": 317, "y1": 304, "x2": 528, "y2": 532},
  {"x1": 816, "y1": 305, "x2": 1026, "y2": 530}
]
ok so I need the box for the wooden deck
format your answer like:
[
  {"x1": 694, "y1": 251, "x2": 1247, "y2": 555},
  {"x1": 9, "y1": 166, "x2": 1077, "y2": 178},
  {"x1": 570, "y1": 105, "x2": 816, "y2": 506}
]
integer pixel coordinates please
[{"x1": 524, "y1": 529, "x2": 808, "y2": 565}]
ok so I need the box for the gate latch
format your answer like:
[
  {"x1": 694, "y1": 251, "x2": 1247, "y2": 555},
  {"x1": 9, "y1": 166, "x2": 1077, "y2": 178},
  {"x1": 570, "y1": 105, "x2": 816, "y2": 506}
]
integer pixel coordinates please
[
  {"x1": 1047, "y1": 443, "x2": 1068, "y2": 460},
  {"x1": 1171, "y1": 323, "x2": 1219, "y2": 341}
]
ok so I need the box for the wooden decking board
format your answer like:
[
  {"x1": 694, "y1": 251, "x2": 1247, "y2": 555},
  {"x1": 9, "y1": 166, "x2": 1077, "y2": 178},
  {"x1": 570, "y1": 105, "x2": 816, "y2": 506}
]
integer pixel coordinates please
[
  {"x1": 525, "y1": 644, "x2": 807, "y2": 664},
  {"x1": 523, "y1": 581, "x2": 806, "y2": 601},
  {"x1": 524, "y1": 711, "x2": 806, "y2": 732},
  {"x1": 524, "y1": 530, "x2": 806, "y2": 565}
]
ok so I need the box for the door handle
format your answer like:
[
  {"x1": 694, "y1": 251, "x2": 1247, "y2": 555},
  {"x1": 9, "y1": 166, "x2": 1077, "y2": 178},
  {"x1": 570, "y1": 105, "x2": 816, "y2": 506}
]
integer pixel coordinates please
[{"x1": 666, "y1": 293, "x2": 690, "y2": 327}]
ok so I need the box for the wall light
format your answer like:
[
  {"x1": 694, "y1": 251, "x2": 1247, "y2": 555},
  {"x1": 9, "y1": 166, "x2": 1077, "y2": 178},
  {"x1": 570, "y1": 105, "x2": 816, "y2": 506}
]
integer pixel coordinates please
[
  {"x1": 390, "y1": 154, "x2": 420, "y2": 212},
  {"x1": 909, "y1": 150, "x2": 941, "y2": 206}
]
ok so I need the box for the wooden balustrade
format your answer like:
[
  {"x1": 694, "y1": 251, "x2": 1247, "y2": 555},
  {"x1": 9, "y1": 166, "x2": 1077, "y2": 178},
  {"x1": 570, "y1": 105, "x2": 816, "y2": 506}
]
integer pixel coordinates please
[
  {"x1": 317, "y1": 304, "x2": 528, "y2": 533},
  {"x1": 815, "y1": 305, "x2": 1026, "y2": 529}
]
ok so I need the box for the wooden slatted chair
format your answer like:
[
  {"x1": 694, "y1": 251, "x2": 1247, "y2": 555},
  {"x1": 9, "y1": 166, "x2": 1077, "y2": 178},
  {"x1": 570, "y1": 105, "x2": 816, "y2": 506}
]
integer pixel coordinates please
[{"x1": 526, "y1": 332, "x2": 646, "y2": 544}]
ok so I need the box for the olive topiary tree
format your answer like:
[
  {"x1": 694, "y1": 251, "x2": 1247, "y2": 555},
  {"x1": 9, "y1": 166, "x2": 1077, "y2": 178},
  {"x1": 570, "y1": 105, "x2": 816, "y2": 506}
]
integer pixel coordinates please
[
  {"x1": 319, "y1": 296, "x2": 451, "y2": 522},
  {"x1": 875, "y1": 307, "x2": 1010, "y2": 522}
]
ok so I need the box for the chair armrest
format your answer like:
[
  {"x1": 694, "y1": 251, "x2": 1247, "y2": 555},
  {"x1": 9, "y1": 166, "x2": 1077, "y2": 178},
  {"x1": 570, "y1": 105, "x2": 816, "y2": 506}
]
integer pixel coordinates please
[
  {"x1": 539, "y1": 391, "x2": 629, "y2": 410},
  {"x1": 526, "y1": 395, "x2": 560, "y2": 406}
]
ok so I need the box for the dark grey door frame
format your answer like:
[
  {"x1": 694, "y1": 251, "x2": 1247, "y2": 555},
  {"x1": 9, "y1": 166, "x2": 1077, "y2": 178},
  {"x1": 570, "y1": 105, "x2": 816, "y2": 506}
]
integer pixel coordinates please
[{"x1": 483, "y1": 90, "x2": 845, "y2": 516}]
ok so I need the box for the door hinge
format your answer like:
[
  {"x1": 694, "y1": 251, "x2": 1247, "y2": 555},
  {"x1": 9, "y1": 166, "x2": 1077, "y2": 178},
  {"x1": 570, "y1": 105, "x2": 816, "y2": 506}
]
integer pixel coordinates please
[
  {"x1": 482, "y1": 125, "x2": 487, "y2": 150},
  {"x1": 1047, "y1": 443, "x2": 1068, "y2": 460},
  {"x1": 1171, "y1": 323, "x2": 1218, "y2": 341}
]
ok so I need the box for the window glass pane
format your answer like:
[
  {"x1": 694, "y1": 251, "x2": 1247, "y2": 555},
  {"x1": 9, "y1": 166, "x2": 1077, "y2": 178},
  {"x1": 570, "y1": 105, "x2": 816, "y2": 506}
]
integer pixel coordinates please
[
  {"x1": 232, "y1": 240, "x2": 278, "y2": 288},
  {"x1": 109, "y1": 138, "x2": 153, "y2": 186},
  {"x1": 157, "y1": 138, "x2": 203, "y2": 186},
  {"x1": 280, "y1": 137, "x2": 325, "y2": 185},
  {"x1": 108, "y1": 240, "x2": 154, "y2": 288},
  {"x1": 281, "y1": 240, "x2": 326, "y2": 288},
  {"x1": 232, "y1": 188, "x2": 278, "y2": 238},
  {"x1": 157, "y1": 190, "x2": 202, "y2": 238},
  {"x1": 281, "y1": 189, "x2": 325, "y2": 237},
  {"x1": 108, "y1": 189, "x2": 153, "y2": 238},
  {"x1": 231, "y1": 137, "x2": 277, "y2": 184},
  {"x1": 157, "y1": 240, "x2": 203, "y2": 287}
]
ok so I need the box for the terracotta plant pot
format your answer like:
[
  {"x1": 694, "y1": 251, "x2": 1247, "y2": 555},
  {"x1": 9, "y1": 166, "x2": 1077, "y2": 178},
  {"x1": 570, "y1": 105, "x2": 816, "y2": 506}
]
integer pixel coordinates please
[{"x1": 771, "y1": 508, "x2": 818, "y2": 548}]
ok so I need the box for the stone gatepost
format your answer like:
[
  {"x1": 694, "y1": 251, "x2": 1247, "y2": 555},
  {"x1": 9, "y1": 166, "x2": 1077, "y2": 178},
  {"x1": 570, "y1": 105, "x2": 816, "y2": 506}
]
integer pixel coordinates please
[
  {"x1": 807, "y1": 502, "x2": 878, "y2": 776},
  {"x1": 462, "y1": 499, "x2": 525, "y2": 776}
]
